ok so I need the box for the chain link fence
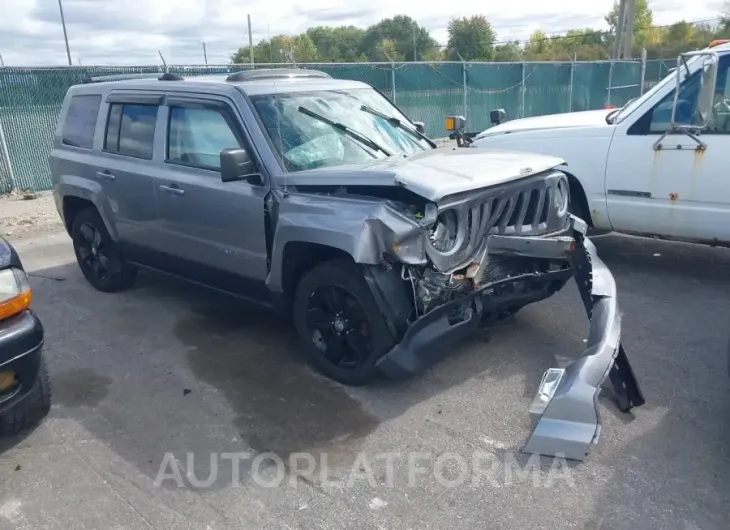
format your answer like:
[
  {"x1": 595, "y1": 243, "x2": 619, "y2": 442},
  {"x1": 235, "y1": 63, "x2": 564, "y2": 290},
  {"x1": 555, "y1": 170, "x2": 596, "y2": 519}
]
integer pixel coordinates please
[{"x1": 0, "y1": 59, "x2": 672, "y2": 193}]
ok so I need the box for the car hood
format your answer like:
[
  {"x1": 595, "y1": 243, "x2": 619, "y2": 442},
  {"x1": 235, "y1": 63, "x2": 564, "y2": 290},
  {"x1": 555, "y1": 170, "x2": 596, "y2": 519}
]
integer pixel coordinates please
[
  {"x1": 475, "y1": 109, "x2": 614, "y2": 139},
  {"x1": 283, "y1": 147, "x2": 565, "y2": 203}
]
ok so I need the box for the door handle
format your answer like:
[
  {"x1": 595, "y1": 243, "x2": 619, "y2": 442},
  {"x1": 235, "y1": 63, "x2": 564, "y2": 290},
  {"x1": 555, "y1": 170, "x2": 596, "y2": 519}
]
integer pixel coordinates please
[
  {"x1": 160, "y1": 184, "x2": 185, "y2": 196},
  {"x1": 96, "y1": 170, "x2": 115, "y2": 181}
]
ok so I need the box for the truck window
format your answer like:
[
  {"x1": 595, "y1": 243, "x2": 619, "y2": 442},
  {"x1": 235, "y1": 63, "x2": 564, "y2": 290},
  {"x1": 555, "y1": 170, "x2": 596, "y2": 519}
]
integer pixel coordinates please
[
  {"x1": 104, "y1": 103, "x2": 157, "y2": 160},
  {"x1": 61, "y1": 95, "x2": 101, "y2": 149},
  {"x1": 646, "y1": 54, "x2": 730, "y2": 134},
  {"x1": 166, "y1": 106, "x2": 241, "y2": 171}
]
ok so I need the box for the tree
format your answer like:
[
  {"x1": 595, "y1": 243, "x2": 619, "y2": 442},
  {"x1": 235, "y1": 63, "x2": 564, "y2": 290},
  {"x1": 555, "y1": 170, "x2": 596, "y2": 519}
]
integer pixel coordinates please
[
  {"x1": 306, "y1": 26, "x2": 366, "y2": 62},
  {"x1": 493, "y1": 41, "x2": 522, "y2": 62},
  {"x1": 446, "y1": 15, "x2": 496, "y2": 61},
  {"x1": 523, "y1": 30, "x2": 552, "y2": 60},
  {"x1": 292, "y1": 34, "x2": 318, "y2": 62},
  {"x1": 605, "y1": 0, "x2": 653, "y2": 33},
  {"x1": 374, "y1": 39, "x2": 404, "y2": 62},
  {"x1": 360, "y1": 15, "x2": 438, "y2": 61}
]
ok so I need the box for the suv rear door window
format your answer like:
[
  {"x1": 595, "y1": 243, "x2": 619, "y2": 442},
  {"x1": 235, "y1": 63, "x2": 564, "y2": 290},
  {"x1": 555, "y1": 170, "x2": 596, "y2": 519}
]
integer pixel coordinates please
[
  {"x1": 61, "y1": 94, "x2": 101, "y2": 148},
  {"x1": 105, "y1": 103, "x2": 158, "y2": 159},
  {"x1": 167, "y1": 106, "x2": 241, "y2": 170}
]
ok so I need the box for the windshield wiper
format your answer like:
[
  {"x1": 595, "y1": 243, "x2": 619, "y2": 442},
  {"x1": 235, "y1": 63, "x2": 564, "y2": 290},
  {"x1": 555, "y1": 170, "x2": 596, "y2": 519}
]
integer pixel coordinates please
[
  {"x1": 359, "y1": 104, "x2": 434, "y2": 145},
  {"x1": 297, "y1": 106, "x2": 392, "y2": 156}
]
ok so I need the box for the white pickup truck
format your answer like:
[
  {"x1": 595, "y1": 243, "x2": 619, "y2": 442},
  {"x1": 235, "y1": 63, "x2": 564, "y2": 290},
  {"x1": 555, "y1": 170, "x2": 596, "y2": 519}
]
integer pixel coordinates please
[{"x1": 465, "y1": 40, "x2": 730, "y2": 247}]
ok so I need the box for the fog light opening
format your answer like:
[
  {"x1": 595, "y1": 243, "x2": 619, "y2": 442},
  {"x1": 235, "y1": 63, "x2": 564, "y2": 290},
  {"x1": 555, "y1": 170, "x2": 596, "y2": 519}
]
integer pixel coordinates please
[
  {"x1": 529, "y1": 367, "x2": 565, "y2": 414},
  {"x1": 0, "y1": 371, "x2": 17, "y2": 393}
]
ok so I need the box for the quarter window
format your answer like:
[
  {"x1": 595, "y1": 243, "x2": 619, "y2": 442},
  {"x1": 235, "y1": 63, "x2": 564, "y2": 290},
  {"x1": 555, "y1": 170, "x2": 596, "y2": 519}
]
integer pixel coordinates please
[
  {"x1": 167, "y1": 106, "x2": 241, "y2": 171},
  {"x1": 61, "y1": 95, "x2": 101, "y2": 149},
  {"x1": 104, "y1": 103, "x2": 158, "y2": 159}
]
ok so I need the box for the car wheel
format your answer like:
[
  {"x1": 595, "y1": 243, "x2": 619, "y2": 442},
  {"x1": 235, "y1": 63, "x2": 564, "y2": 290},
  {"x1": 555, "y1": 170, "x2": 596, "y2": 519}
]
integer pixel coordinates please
[
  {"x1": 0, "y1": 357, "x2": 51, "y2": 436},
  {"x1": 72, "y1": 207, "x2": 137, "y2": 292},
  {"x1": 293, "y1": 259, "x2": 396, "y2": 386}
]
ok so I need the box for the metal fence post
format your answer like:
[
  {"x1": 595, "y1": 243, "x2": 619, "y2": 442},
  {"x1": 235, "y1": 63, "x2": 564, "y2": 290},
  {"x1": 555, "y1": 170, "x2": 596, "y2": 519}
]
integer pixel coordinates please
[
  {"x1": 391, "y1": 62, "x2": 396, "y2": 103},
  {"x1": 640, "y1": 48, "x2": 647, "y2": 95},
  {"x1": 0, "y1": 120, "x2": 16, "y2": 192},
  {"x1": 607, "y1": 60, "x2": 614, "y2": 107},
  {"x1": 568, "y1": 62, "x2": 574, "y2": 112},
  {"x1": 462, "y1": 60, "x2": 468, "y2": 119},
  {"x1": 520, "y1": 62, "x2": 526, "y2": 118}
]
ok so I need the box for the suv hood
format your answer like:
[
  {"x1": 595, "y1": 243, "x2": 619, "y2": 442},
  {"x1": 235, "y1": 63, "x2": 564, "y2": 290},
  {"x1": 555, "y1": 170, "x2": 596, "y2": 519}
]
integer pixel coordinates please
[
  {"x1": 475, "y1": 109, "x2": 613, "y2": 139},
  {"x1": 284, "y1": 147, "x2": 564, "y2": 202}
]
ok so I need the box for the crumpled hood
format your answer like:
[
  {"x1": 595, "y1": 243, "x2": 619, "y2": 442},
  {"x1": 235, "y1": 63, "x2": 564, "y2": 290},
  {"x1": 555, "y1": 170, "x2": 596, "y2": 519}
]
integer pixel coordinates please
[
  {"x1": 284, "y1": 147, "x2": 565, "y2": 203},
  {"x1": 475, "y1": 109, "x2": 613, "y2": 139}
]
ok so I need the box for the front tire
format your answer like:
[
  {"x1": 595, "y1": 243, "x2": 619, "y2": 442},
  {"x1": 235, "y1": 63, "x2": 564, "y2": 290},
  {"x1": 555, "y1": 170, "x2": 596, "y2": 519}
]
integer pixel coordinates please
[
  {"x1": 293, "y1": 259, "x2": 396, "y2": 386},
  {"x1": 0, "y1": 357, "x2": 52, "y2": 436},
  {"x1": 72, "y1": 208, "x2": 137, "y2": 292}
]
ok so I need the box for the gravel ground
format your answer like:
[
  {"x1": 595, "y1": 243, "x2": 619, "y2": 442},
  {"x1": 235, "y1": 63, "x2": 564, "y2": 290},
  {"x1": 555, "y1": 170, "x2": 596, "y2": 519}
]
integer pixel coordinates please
[
  {"x1": 0, "y1": 196, "x2": 729, "y2": 529},
  {"x1": 0, "y1": 192, "x2": 61, "y2": 240}
]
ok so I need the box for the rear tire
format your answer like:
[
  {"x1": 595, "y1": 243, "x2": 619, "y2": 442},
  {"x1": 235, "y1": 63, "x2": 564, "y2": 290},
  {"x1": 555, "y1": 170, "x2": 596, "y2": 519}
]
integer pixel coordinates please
[
  {"x1": 293, "y1": 259, "x2": 396, "y2": 386},
  {"x1": 72, "y1": 207, "x2": 137, "y2": 292},
  {"x1": 0, "y1": 357, "x2": 52, "y2": 436}
]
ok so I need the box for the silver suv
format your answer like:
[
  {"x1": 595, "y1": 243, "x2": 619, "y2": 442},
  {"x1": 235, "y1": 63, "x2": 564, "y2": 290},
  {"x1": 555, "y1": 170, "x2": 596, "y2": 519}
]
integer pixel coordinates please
[{"x1": 49, "y1": 69, "x2": 644, "y2": 460}]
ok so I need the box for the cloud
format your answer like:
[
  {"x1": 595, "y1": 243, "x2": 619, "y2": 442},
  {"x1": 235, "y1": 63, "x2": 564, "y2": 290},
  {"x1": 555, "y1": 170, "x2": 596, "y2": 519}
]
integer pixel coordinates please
[{"x1": 0, "y1": 0, "x2": 723, "y2": 66}]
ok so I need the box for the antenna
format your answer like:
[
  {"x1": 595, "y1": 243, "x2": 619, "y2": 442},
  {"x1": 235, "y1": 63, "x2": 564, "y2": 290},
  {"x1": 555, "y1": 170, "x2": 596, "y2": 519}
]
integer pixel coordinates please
[{"x1": 158, "y1": 50, "x2": 168, "y2": 73}]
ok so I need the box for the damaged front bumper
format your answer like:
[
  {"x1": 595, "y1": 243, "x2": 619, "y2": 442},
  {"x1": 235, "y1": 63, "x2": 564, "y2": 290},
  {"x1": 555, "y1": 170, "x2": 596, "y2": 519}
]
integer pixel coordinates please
[{"x1": 373, "y1": 216, "x2": 645, "y2": 461}]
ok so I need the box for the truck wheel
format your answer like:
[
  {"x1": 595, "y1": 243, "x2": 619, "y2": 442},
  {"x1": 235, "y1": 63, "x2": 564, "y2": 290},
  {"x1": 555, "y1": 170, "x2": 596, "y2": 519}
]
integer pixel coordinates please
[
  {"x1": 72, "y1": 208, "x2": 137, "y2": 292},
  {"x1": 0, "y1": 357, "x2": 52, "y2": 436},
  {"x1": 293, "y1": 259, "x2": 396, "y2": 386}
]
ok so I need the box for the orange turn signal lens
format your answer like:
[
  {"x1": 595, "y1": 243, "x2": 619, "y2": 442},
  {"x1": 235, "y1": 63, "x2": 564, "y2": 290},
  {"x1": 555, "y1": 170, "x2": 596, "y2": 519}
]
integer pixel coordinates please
[
  {"x1": 445, "y1": 117, "x2": 456, "y2": 131},
  {"x1": 0, "y1": 268, "x2": 32, "y2": 320},
  {"x1": 0, "y1": 289, "x2": 32, "y2": 320}
]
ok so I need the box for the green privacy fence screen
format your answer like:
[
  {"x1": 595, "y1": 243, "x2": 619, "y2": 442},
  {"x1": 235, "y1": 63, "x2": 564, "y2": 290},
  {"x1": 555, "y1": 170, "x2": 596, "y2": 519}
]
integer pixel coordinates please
[{"x1": 0, "y1": 59, "x2": 672, "y2": 193}]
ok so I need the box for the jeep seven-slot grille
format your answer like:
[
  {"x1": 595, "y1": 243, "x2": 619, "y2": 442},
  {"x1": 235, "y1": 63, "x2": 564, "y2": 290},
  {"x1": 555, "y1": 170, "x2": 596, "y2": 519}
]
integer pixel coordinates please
[{"x1": 424, "y1": 171, "x2": 569, "y2": 274}]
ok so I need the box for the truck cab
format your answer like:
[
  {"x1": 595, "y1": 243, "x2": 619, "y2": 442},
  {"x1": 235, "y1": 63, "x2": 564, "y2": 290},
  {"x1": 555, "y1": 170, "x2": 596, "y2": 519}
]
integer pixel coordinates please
[{"x1": 469, "y1": 41, "x2": 730, "y2": 246}]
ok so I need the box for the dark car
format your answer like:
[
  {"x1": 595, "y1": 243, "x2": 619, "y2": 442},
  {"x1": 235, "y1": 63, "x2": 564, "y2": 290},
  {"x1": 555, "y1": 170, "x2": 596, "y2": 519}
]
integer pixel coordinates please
[{"x1": 0, "y1": 237, "x2": 51, "y2": 435}]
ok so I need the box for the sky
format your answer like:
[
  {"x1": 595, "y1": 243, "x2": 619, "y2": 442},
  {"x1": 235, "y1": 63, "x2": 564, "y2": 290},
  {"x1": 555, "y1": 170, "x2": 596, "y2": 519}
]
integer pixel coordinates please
[{"x1": 0, "y1": 0, "x2": 726, "y2": 66}]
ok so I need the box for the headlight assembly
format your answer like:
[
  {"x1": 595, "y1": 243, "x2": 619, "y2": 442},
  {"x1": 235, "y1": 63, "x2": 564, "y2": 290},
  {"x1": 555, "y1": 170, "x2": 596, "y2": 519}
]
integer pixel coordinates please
[
  {"x1": 428, "y1": 210, "x2": 460, "y2": 253},
  {"x1": 0, "y1": 268, "x2": 32, "y2": 321}
]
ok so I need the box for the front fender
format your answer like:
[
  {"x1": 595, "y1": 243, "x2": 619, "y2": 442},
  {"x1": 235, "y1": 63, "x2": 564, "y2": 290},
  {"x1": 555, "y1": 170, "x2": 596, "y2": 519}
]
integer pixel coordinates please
[{"x1": 266, "y1": 192, "x2": 427, "y2": 293}]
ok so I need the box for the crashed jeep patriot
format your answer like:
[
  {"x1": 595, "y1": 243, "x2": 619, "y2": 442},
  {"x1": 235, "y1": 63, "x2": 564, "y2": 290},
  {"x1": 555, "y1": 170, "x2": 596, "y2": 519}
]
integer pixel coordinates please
[{"x1": 49, "y1": 69, "x2": 644, "y2": 460}]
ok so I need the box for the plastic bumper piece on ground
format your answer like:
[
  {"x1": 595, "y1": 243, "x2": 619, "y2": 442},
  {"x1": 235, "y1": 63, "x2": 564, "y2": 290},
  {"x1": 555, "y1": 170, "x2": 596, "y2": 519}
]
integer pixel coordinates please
[
  {"x1": 0, "y1": 310, "x2": 44, "y2": 415},
  {"x1": 522, "y1": 234, "x2": 645, "y2": 461}
]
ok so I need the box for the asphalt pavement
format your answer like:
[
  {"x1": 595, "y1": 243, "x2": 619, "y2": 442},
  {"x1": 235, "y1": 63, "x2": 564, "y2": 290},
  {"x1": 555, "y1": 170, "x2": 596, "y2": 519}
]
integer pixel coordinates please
[{"x1": 1, "y1": 225, "x2": 729, "y2": 530}]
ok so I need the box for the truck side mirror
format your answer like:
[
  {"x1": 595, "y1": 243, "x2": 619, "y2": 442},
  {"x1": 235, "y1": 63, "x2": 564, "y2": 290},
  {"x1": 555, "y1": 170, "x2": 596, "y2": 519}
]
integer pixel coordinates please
[
  {"x1": 490, "y1": 109, "x2": 507, "y2": 125},
  {"x1": 220, "y1": 147, "x2": 260, "y2": 184},
  {"x1": 413, "y1": 121, "x2": 425, "y2": 134},
  {"x1": 671, "y1": 52, "x2": 718, "y2": 130}
]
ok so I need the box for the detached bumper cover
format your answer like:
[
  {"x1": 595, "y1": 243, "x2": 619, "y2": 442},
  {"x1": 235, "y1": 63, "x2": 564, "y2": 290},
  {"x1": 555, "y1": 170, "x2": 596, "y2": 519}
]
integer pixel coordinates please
[{"x1": 374, "y1": 216, "x2": 644, "y2": 460}]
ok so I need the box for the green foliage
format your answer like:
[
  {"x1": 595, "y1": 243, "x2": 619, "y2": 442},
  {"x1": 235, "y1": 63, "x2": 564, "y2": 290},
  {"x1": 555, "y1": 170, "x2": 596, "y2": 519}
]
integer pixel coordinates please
[
  {"x1": 446, "y1": 16, "x2": 496, "y2": 60},
  {"x1": 231, "y1": 5, "x2": 730, "y2": 65}
]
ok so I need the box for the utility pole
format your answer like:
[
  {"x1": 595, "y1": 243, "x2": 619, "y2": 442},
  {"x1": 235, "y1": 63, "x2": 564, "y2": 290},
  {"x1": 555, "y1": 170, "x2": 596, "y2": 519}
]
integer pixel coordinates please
[
  {"x1": 248, "y1": 14, "x2": 254, "y2": 65},
  {"x1": 412, "y1": 24, "x2": 418, "y2": 61},
  {"x1": 613, "y1": 0, "x2": 627, "y2": 59},
  {"x1": 622, "y1": 0, "x2": 636, "y2": 59},
  {"x1": 0, "y1": 54, "x2": 4, "y2": 67},
  {"x1": 201, "y1": 41, "x2": 208, "y2": 65},
  {"x1": 57, "y1": 0, "x2": 72, "y2": 66}
]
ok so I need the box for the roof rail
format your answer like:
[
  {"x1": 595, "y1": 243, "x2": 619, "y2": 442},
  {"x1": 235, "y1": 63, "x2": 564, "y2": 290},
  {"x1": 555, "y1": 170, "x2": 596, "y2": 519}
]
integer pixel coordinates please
[
  {"x1": 82, "y1": 72, "x2": 184, "y2": 84},
  {"x1": 225, "y1": 68, "x2": 331, "y2": 83}
]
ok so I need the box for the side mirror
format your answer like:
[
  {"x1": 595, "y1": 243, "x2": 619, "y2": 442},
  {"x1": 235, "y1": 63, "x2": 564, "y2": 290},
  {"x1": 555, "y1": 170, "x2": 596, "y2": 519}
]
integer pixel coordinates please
[
  {"x1": 490, "y1": 108, "x2": 507, "y2": 125},
  {"x1": 671, "y1": 52, "x2": 718, "y2": 130},
  {"x1": 413, "y1": 121, "x2": 426, "y2": 134},
  {"x1": 220, "y1": 148, "x2": 260, "y2": 184}
]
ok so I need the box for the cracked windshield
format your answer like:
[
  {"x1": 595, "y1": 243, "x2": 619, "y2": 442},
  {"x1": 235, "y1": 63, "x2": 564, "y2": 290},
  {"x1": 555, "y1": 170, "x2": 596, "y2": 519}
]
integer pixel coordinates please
[{"x1": 251, "y1": 88, "x2": 431, "y2": 171}]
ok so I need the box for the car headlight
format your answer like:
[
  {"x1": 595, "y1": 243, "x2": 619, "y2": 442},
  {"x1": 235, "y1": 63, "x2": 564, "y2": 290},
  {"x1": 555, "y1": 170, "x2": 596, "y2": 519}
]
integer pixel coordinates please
[
  {"x1": 428, "y1": 210, "x2": 460, "y2": 253},
  {"x1": 555, "y1": 177, "x2": 569, "y2": 216},
  {"x1": 0, "y1": 268, "x2": 32, "y2": 321}
]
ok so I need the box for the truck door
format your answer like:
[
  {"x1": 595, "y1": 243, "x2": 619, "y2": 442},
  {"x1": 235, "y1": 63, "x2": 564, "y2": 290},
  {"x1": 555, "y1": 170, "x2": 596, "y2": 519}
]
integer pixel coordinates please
[{"x1": 604, "y1": 53, "x2": 730, "y2": 244}]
